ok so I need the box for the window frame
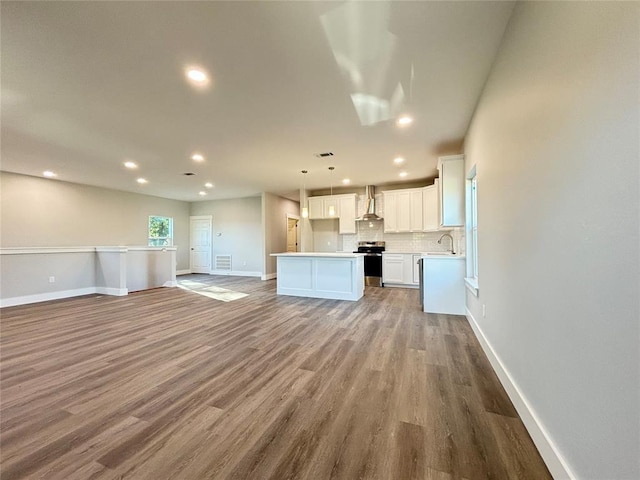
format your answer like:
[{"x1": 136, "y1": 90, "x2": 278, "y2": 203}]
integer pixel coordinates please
[
  {"x1": 148, "y1": 215, "x2": 174, "y2": 246},
  {"x1": 465, "y1": 165, "x2": 479, "y2": 296}
]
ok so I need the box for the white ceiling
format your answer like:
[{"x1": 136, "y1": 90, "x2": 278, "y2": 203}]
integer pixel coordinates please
[{"x1": 1, "y1": 1, "x2": 515, "y2": 201}]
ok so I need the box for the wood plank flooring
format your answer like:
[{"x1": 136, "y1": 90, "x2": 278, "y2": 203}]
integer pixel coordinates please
[{"x1": 0, "y1": 275, "x2": 551, "y2": 479}]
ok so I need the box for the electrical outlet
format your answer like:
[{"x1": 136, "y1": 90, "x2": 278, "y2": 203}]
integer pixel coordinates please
[
  {"x1": 482, "y1": 304, "x2": 486, "y2": 318},
  {"x1": 49, "y1": 276, "x2": 55, "y2": 283}
]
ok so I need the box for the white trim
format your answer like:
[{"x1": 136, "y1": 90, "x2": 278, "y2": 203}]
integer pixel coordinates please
[
  {"x1": 95, "y1": 247, "x2": 128, "y2": 253},
  {"x1": 465, "y1": 308, "x2": 575, "y2": 480},
  {"x1": 464, "y1": 277, "x2": 479, "y2": 296},
  {"x1": 163, "y1": 280, "x2": 178, "y2": 287},
  {"x1": 176, "y1": 269, "x2": 192, "y2": 276},
  {"x1": 381, "y1": 283, "x2": 419, "y2": 289},
  {"x1": 0, "y1": 287, "x2": 98, "y2": 308},
  {"x1": 262, "y1": 273, "x2": 277, "y2": 281},
  {"x1": 95, "y1": 287, "x2": 128, "y2": 296},
  {"x1": 209, "y1": 270, "x2": 262, "y2": 277},
  {"x1": 0, "y1": 246, "x2": 178, "y2": 255},
  {"x1": 0, "y1": 247, "x2": 96, "y2": 255}
]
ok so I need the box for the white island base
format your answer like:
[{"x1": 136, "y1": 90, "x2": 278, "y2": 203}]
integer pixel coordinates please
[{"x1": 271, "y1": 253, "x2": 365, "y2": 301}]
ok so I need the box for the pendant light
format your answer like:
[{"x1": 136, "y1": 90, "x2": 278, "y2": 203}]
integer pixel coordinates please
[
  {"x1": 328, "y1": 166, "x2": 336, "y2": 216},
  {"x1": 301, "y1": 170, "x2": 309, "y2": 218}
]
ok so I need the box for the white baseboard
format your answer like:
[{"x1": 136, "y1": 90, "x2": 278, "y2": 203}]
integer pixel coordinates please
[
  {"x1": 163, "y1": 280, "x2": 178, "y2": 287},
  {"x1": 95, "y1": 287, "x2": 128, "y2": 296},
  {"x1": 465, "y1": 308, "x2": 575, "y2": 480},
  {"x1": 176, "y1": 269, "x2": 191, "y2": 276},
  {"x1": 0, "y1": 287, "x2": 98, "y2": 308},
  {"x1": 209, "y1": 270, "x2": 262, "y2": 278},
  {"x1": 261, "y1": 273, "x2": 277, "y2": 281}
]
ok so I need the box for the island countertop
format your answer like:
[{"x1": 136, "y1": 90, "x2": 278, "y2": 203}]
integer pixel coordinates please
[{"x1": 270, "y1": 252, "x2": 364, "y2": 258}]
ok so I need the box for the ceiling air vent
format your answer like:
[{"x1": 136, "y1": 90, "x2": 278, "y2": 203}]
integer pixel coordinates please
[
  {"x1": 314, "y1": 152, "x2": 334, "y2": 158},
  {"x1": 183, "y1": 172, "x2": 196, "y2": 176}
]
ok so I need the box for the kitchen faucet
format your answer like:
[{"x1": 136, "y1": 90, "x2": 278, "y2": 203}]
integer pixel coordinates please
[{"x1": 437, "y1": 233, "x2": 455, "y2": 254}]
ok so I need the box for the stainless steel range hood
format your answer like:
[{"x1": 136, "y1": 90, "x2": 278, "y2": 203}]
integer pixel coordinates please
[{"x1": 356, "y1": 185, "x2": 383, "y2": 221}]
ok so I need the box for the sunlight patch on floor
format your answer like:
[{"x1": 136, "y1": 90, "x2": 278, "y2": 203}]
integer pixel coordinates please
[{"x1": 177, "y1": 281, "x2": 249, "y2": 302}]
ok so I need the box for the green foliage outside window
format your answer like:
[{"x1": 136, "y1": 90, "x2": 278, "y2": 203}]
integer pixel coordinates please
[{"x1": 148, "y1": 216, "x2": 173, "y2": 246}]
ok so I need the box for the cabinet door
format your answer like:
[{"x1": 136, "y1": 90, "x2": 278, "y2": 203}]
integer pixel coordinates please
[
  {"x1": 324, "y1": 197, "x2": 340, "y2": 218},
  {"x1": 338, "y1": 195, "x2": 356, "y2": 234},
  {"x1": 308, "y1": 197, "x2": 324, "y2": 219},
  {"x1": 396, "y1": 192, "x2": 411, "y2": 232},
  {"x1": 382, "y1": 255, "x2": 405, "y2": 284},
  {"x1": 412, "y1": 254, "x2": 421, "y2": 284},
  {"x1": 409, "y1": 190, "x2": 423, "y2": 231},
  {"x1": 402, "y1": 254, "x2": 415, "y2": 284},
  {"x1": 422, "y1": 184, "x2": 439, "y2": 231},
  {"x1": 439, "y1": 156, "x2": 465, "y2": 227},
  {"x1": 383, "y1": 192, "x2": 397, "y2": 232}
]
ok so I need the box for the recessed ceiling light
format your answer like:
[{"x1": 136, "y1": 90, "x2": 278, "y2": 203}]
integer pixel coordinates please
[
  {"x1": 185, "y1": 67, "x2": 210, "y2": 87},
  {"x1": 191, "y1": 153, "x2": 205, "y2": 162},
  {"x1": 198, "y1": 191, "x2": 207, "y2": 196},
  {"x1": 397, "y1": 115, "x2": 413, "y2": 126},
  {"x1": 399, "y1": 171, "x2": 408, "y2": 178},
  {"x1": 43, "y1": 170, "x2": 56, "y2": 178},
  {"x1": 204, "y1": 182, "x2": 214, "y2": 188},
  {"x1": 136, "y1": 178, "x2": 148, "y2": 184},
  {"x1": 393, "y1": 157, "x2": 405, "y2": 165},
  {"x1": 342, "y1": 178, "x2": 350, "y2": 185},
  {"x1": 123, "y1": 161, "x2": 138, "y2": 169}
]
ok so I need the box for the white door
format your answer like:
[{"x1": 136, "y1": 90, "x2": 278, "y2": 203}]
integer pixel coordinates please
[{"x1": 190, "y1": 216, "x2": 212, "y2": 273}]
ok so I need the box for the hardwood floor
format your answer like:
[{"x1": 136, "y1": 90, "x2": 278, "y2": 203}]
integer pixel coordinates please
[{"x1": 0, "y1": 275, "x2": 551, "y2": 480}]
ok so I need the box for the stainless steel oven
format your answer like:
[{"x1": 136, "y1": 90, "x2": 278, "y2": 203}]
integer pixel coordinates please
[{"x1": 354, "y1": 241, "x2": 385, "y2": 287}]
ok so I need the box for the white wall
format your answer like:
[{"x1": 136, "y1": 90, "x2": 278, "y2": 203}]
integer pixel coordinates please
[
  {"x1": 311, "y1": 219, "x2": 340, "y2": 253},
  {"x1": 190, "y1": 196, "x2": 264, "y2": 275},
  {"x1": 464, "y1": 2, "x2": 639, "y2": 479},
  {"x1": 262, "y1": 193, "x2": 299, "y2": 277},
  {"x1": 0, "y1": 172, "x2": 191, "y2": 269}
]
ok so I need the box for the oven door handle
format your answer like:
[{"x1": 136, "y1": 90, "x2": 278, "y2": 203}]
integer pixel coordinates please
[{"x1": 363, "y1": 253, "x2": 383, "y2": 257}]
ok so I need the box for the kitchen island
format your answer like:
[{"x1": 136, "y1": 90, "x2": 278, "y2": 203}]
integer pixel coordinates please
[{"x1": 270, "y1": 252, "x2": 365, "y2": 301}]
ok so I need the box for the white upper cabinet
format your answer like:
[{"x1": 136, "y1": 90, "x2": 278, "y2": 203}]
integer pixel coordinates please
[
  {"x1": 383, "y1": 188, "x2": 423, "y2": 233},
  {"x1": 422, "y1": 180, "x2": 439, "y2": 231},
  {"x1": 307, "y1": 194, "x2": 357, "y2": 234},
  {"x1": 308, "y1": 197, "x2": 324, "y2": 219},
  {"x1": 410, "y1": 190, "x2": 423, "y2": 231},
  {"x1": 438, "y1": 155, "x2": 465, "y2": 227},
  {"x1": 383, "y1": 192, "x2": 397, "y2": 232},
  {"x1": 338, "y1": 194, "x2": 357, "y2": 234}
]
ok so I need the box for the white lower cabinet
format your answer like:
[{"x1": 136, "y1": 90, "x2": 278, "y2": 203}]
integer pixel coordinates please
[
  {"x1": 412, "y1": 254, "x2": 421, "y2": 284},
  {"x1": 382, "y1": 254, "x2": 404, "y2": 284},
  {"x1": 423, "y1": 256, "x2": 465, "y2": 314},
  {"x1": 383, "y1": 253, "x2": 420, "y2": 287}
]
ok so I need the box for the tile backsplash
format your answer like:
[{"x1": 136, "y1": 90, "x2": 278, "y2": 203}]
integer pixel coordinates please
[
  {"x1": 341, "y1": 228, "x2": 464, "y2": 254},
  {"x1": 339, "y1": 193, "x2": 465, "y2": 254}
]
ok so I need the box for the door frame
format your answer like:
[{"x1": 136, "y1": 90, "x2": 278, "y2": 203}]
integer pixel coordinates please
[
  {"x1": 189, "y1": 215, "x2": 212, "y2": 274},
  {"x1": 286, "y1": 213, "x2": 300, "y2": 252}
]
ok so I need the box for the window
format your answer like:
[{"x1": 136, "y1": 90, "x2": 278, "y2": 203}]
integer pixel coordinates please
[
  {"x1": 148, "y1": 216, "x2": 173, "y2": 246},
  {"x1": 465, "y1": 166, "x2": 479, "y2": 295}
]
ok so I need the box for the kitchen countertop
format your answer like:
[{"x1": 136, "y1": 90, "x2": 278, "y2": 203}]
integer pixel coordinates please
[
  {"x1": 271, "y1": 252, "x2": 365, "y2": 258},
  {"x1": 421, "y1": 252, "x2": 466, "y2": 259},
  {"x1": 383, "y1": 251, "x2": 465, "y2": 259}
]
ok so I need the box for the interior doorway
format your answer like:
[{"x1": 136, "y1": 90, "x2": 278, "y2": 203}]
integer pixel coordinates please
[
  {"x1": 190, "y1": 215, "x2": 212, "y2": 273},
  {"x1": 286, "y1": 215, "x2": 300, "y2": 252}
]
